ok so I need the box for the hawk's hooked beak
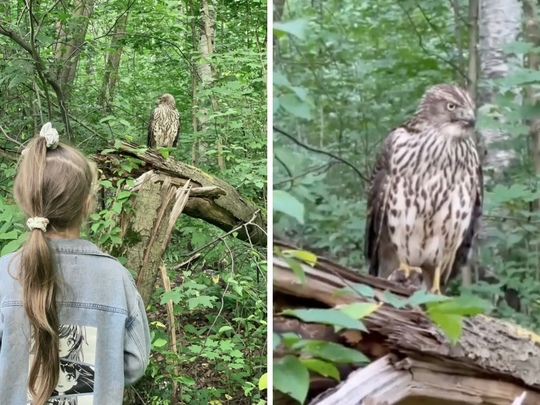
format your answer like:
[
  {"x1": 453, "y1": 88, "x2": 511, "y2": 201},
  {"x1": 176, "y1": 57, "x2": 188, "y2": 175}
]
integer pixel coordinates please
[{"x1": 458, "y1": 109, "x2": 476, "y2": 128}]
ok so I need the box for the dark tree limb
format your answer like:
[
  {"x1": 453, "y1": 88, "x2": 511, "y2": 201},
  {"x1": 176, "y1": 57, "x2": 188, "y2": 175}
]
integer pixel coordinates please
[{"x1": 0, "y1": 21, "x2": 72, "y2": 140}]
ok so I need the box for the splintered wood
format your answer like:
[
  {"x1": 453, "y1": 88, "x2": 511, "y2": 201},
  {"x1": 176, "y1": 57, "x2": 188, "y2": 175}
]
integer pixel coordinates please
[{"x1": 273, "y1": 241, "x2": 540, "y2": 405}]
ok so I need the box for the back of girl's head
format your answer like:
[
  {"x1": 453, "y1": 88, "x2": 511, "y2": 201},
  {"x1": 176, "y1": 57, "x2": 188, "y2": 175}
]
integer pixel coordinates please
[
  {"x1": 14, "y1": 127, "x2": 97, "y2": 231},
  {"x1": 13, "y1": 123, "x2": 96, "y2": 405}
]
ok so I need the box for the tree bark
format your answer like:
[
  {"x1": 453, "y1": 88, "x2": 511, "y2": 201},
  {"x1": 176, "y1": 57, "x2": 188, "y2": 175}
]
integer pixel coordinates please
[
  {"x1": 113, "y1": 178, "x2": 191, "y2": 304},
  {"x1": 523, "y1": 0, "x2": 540, "y2": 212},
  {"x1": 477, "y1": 0, "x2": 521, "y2": 175},
  {"x1": 54, "y1": 0, "x2": 95, "y2": 100},
  {"x1": 273, "y1": 240, "x2": 540, "y2": 403},
  {"x1": 193, "y1": 0, "x2": 216, "y2": 166},
  {"x1": 98, "y1": 13, "x2": 129, "y2": 113}
]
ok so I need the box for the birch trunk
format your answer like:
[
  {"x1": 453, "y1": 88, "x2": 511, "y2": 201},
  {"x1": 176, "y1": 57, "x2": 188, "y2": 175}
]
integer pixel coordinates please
[
  {"x1": 193, "y1": 0, "x2": 218, "y2": 167},
  {"x1": 477, "y1": 0, "x2": 521, "y2": 173},
  {"x1": 523, "y1": 0, "x2": 540, "y2": 212}
]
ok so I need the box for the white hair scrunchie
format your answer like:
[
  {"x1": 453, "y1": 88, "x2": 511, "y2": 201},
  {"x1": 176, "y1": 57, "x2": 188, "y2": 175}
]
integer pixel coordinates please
[
  {"x1": 39, "y1": 122, "x2": 59, "y2": 149},
  {"x1": 26, "y1": 217, "x2": 49, "y2": 232}
]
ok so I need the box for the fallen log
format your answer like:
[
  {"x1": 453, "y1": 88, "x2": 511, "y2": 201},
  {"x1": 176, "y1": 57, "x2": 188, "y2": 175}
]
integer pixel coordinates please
[
  {"x1": 92, "y1": 141, "x2": 266, "y2": 247},
  {"x1": 273, "y1": 240, "x2": 540, "y2": 405}
]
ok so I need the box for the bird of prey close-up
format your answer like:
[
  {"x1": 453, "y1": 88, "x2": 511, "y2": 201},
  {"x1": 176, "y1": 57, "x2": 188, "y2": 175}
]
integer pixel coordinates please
[
  {"x1": 147, "y1": 93, "x2": 181, "y2": 148},
  {"x1": 364, "y1": 84, "x2": 483, "y2": 294}
]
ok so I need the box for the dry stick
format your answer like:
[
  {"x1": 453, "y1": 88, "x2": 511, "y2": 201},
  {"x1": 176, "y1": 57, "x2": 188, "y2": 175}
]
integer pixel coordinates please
[
  {"x1": 160, "y1": 264, "x2": 179, "y2": 405},
  {"x1": 161, "y1": 180, "x2": 192, "y2": 252},
  {"x1": 173, "y1": 253, "x2": 201, "y2": 270}
]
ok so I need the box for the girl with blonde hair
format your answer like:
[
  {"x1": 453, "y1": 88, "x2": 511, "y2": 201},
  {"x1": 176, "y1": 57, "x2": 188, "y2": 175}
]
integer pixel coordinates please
[{"x1": 0, "y1": 123, "x2": 151, "y2": 404}]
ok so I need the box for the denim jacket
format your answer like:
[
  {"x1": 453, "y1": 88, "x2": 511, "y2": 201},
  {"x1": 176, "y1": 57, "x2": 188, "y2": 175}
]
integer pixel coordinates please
[{"x1": 0, "y1": 238, "x2": 151, "y2": 404}]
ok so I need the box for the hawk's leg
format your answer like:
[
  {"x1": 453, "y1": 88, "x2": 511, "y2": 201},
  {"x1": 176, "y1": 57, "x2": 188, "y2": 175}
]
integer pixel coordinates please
[
  {"x1": 430, "y1": 266, "x2": 442, "y2": 295},
  {"x1": 398, "y1": 262, "x2": 422, "y2": 278}
]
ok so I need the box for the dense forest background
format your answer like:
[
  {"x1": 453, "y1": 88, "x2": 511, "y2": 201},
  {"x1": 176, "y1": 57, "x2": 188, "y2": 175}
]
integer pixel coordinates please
[
  {"x1": 0, "y1": 0, "x2": 267, "y2": 404},
  {"x1": 273, "y1": 0, "x2": 540, "y2": 334}
]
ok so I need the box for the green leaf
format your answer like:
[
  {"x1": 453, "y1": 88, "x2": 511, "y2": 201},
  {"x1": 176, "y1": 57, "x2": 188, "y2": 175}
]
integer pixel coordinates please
[
  {"x1": 218, "y1": 326, "x2": 233, "y2": 334},
  {"x1": 382, "y1": 290, "x2": 407, "y2": 308},
  {"x1": 336, "y1": 284, "x2": 375, "y2": 298},
  {"x1": 0, "y1": 238, "x2": 22, "y2": 255},
  {"x1": 426, "y1": 295, "x2": 492, "y2": 316},
  {"x1": 152, "y1": 337, "x2": 168, "y2": 348},
  {"x1": 273, "y1": 19, "x2": 308, "y2": 39},
  {"x1": 160, "y1": 290, "x2": 181, "y2": 304},
  {"x1": 282, "y1": 308, "x2": 367, "y2": 331},
  {"x1": 301, "y1": 358, "x2": 340, "y2": 380},
  {"x1": 284, "y1": 256, "x2": 306, "y2": 284},
  {"x1": 279, "y1": 94, "x2": 312, "y2": 119},
  {"x1": 273, "y1": 190, "x2": 304, "y2": 224},
  {"x1": 258, "y1": 372, "x2": 268, "y2": 390},
  {"x1": 0, "y1": 230, "x2": 18, "y2": 240},
  {"x1": 117, "y1": 190, "x2": 132, "y2": 200},
  {"x1": 405, "y1": 289, "x2": 449, "y2": 306},
  {"x1": 282, "y1": 249, "x2": 317, "y2": 266},
  {"x1": 428, "y1": 311, "x2": 463, "y2": 345},
  {"x1": 296, "y1": 340, "x2": 370, "y2": 364},
  {"x1": 273, "y1": 355, "x2": 309, "y2": 404},
  {"x1": 280, "y1": 332, "x2": 301, "y2": 347},
  {"x1": 338, "y1": 302, "x2": 380, "y2": 322},
  {"x1": 187, "y1": 295, "x2": 216, "y2": 309},
  {"x1": 273, "y1": 71, "x2": 291, "y2": 86}
]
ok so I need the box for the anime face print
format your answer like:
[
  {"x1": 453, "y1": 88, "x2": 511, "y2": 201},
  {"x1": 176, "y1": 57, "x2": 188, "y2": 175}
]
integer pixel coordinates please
[
  {"x1": 52, "y1": 361, "x2": 94, "y2": 396},
  {"x1": 59, "y1": 325, "x2": 87, "y2": 362},
  {"x1": 28, "y1": 324, "x2": 98, "y2": 405}
]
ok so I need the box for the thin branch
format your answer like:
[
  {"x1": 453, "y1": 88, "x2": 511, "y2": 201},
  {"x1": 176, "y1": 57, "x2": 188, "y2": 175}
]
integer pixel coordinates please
[
  {"x1": 0, "y1": 125, "x2": 24, "y2": 147},
  {"x1": 273, "y1": 126, "x2": 369, "y2": 183},
  {"x1": 172, "y1": 253, "x2": 202, "y2": 270},
  {"x1": 397, "y1": 3, "x2": 468, "y2": 82},
  {"x1": 179, "y1": 210, "x2": 261, "y2": 257},
  {"x1": 274, "y1": 161, "x2": 336, "y2": 188}
]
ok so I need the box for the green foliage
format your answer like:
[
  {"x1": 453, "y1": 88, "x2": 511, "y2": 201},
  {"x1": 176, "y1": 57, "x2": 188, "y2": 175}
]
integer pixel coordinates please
[
  {"x1": 0, "y1": 1, "x2": 267, "y2": 404},
  {"x1": 273, "y1": 0, "x2": 540, "y2": 345},
  {"x1": 275, "y1": 275, "x2": 491, "y2": 403}
]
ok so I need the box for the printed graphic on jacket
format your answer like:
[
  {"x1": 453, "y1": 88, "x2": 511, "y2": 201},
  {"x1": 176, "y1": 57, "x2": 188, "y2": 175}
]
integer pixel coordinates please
[{"x1": 27, "y1": 325, "x2": 97, "y2": 405}]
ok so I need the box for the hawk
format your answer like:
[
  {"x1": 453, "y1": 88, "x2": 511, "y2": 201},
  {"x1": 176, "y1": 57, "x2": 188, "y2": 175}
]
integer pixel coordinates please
[
  {"x1": 364, "y1": 84, "x2": 483, "y2": 294},
  {"x1": 147, "y1": 93, "x2": 180, "y2": 148}
]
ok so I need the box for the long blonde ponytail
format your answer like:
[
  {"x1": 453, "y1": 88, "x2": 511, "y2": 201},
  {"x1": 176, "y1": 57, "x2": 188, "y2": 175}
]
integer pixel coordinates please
[{"x1": 13, "y1": 128, "x2": 97, "y2": 404}]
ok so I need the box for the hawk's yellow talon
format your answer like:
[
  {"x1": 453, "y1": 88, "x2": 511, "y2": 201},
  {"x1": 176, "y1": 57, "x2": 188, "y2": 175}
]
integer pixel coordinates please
[
  {"x1": 398, "y1": 262, "x2": 422, "y2": 278},
  {"x1": 430, "y1": 266, "x2": 442, "y2": 295}
]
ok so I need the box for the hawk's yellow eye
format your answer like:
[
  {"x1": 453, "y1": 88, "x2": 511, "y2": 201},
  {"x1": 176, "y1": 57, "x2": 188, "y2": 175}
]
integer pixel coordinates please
[{"x1": 447, "y1": 103, "x2": 456, "y2": 111}]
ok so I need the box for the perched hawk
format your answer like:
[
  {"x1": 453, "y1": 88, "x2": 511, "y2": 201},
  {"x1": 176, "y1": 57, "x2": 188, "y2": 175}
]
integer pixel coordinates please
[
  {"x1": 147, "y1": 93, "x2": 180, "y2": 148},
  {"x1": 364, "y1": 84, "x2": 483, "y2": 294}
]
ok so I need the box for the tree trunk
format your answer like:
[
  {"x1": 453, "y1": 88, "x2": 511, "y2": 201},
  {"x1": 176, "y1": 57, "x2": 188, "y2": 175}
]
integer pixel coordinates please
[
  {"x1": 194, "y1": 0, "x2": 216, "y2": 166},
  {"x1": 115, "y1": 178, "x2": 191, "y2": 304},
  {"x1": 459, "y1": 0, "x2": 480, "y2": 288},
  {"x1": 468, "y1": 0, "x2": 480, "y2": 102},
  {"x1": 54, "y1": 0, "x2": 95, "y2": 100},
  {"x1": 98, "y1": 13, "x2": 129, "y2": 113},
  {"x1": 523, "y1": 0, "x2": 540, "y2": 213},
  {"x1": 477, "y1": 0, "x2": 521, "y2": 175}
]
